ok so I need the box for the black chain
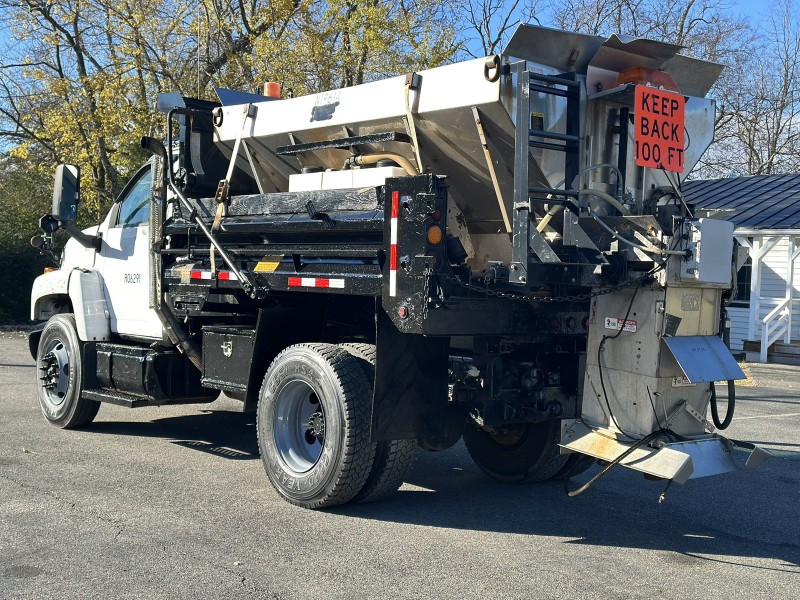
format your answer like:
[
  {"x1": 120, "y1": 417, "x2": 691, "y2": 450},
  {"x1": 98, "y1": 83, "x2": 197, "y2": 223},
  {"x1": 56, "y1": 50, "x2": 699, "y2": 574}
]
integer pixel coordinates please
[
  {"x1": 422, "y1": 265, "x2": 432, "y2": 320},
  {"x1": 441, "y1": 268, "x2": 661, "y2": 304}
]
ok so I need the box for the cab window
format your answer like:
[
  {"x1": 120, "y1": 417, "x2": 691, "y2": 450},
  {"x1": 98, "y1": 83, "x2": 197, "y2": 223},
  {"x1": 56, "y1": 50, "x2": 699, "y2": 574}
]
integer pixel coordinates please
[{"x1": 116, "y1": 169, "x2": 152, "y2": 227}]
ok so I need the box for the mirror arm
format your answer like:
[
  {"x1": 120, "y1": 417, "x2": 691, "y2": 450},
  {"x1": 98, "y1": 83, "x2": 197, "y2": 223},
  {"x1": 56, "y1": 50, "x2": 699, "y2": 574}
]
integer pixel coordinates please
[{"x1": 61, "y1": 221, "x2": 102, "y2": 250}]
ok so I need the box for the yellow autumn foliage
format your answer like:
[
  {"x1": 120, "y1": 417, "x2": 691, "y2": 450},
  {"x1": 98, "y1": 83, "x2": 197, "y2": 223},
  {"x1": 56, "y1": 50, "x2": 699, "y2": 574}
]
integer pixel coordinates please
[{"x1": 1, "y1": 0, "x2": 455, "y2": 220}]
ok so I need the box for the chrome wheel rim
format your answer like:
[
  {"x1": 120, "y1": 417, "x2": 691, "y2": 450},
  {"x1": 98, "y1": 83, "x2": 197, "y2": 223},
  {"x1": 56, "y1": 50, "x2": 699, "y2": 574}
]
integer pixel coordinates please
[
  {"x1": 273, "y1": 380, "x2": 326, "y2": 473},
  {"x1": 39, "y1": 339, "x2": 70, "y2": 408}
]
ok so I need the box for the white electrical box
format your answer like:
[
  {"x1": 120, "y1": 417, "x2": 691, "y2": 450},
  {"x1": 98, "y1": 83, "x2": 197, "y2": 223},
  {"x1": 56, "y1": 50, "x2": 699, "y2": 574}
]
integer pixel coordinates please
[
  {"x1": 321, "y1": 170, "x2": 353, "y2": 190},
  {"x1": 679, "y1": 219, "x2": 735, "y2": 285},
  {"x1": 289, "y1": 166, "x2": 406, "y2": 192},
  {"x1": 288, "y1": 171, "x2": 323, "y2": 192}
]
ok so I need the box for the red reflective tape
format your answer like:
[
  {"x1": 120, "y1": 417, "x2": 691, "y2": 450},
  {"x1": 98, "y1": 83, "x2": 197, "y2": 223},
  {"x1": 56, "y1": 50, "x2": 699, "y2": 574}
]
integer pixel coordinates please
[
  {"x1": 288, "y1": 277, "x2": 345, "y2": 289},
  {"x1": 190, "y1": 270, "x2": 213, "y2": 280},
  {"x1": 389, "y1": 191, "x2": 399, "y2": 297}
]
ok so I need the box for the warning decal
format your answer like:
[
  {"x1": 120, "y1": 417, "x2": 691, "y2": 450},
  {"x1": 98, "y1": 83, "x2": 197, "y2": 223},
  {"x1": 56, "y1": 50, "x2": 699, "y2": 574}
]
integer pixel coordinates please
[
  {"x1": 254, "y1": 256, "x2": 283, "y2": 273},
  {"x1": 633, "y1": 85, "x2": 685, "y2": 173},
  {"x1": 604, "y1": 317, "x2": 637, "y2": 333}
]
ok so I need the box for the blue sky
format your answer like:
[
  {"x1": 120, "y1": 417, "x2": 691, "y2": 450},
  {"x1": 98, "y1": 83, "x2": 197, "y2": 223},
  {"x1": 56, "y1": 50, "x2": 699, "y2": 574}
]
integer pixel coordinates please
[
  {"x1": 0, "y1": 1, "x2": 782, "y2": 52},
  {"x1": 734, "y1": 0, "x2": 772, "y2": 18},
  {"x1": 0, "y1": 0, "x2": 786, "y2": 74}
]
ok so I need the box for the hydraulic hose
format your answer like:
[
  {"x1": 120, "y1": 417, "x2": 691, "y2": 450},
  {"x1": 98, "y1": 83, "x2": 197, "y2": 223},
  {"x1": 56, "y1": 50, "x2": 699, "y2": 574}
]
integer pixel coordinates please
[
  {"x1": 536, "y1": 165, "x2": 627, "y2": 233},
  {"x1": 343, "y1": 153, "x2": 419, "y2": 177},
  {"x1": 579, "y1": 189, "x2": 631, "y2": 217},
  {"x1": 590, "y1": 213, "x2": 689, "y2": 256},
  {"x1": 566, "y1": 429, "x2": 670, "y2": 497},
  {"x1": 709, "y1": 380, "x2": 735, "y2": 430},
  {"x1": 537, "y1": 190, "x2": 632, "y2": 233},
  {"x1": 141, "y1": 136, "x2": 203, "y2": 371}
]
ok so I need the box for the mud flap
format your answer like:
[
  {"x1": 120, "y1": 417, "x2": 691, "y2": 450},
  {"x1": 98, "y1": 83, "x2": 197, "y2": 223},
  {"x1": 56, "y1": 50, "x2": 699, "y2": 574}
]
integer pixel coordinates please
[{"x1": 373, "y1": 306, "x2": 450, "y2": 441}]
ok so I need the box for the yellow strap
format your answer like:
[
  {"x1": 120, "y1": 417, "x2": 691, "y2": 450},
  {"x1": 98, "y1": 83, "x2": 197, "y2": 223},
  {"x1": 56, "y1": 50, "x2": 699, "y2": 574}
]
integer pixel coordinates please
[{"x1": 404, "y1": 80, "x2": 423, "y2": 173}]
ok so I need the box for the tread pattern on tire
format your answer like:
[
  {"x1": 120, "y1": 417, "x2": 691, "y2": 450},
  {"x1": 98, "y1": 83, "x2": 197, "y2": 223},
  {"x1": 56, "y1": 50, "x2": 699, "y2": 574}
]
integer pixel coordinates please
[
  {"x1": 256, "y1": 343, "x2": 376, "y2": 509},
  {"x1": 340, "y1": 343, "x2": 416, "y2": 503},
  {"x1": 548, "y1": 452, "x2": 595, "y2": 481},
  {"x1": 463, "y1": 420, "x2": 569, "y2": 483},
  {"x1": 38, "y1": 313, "x2": 100, "y2": 429}
]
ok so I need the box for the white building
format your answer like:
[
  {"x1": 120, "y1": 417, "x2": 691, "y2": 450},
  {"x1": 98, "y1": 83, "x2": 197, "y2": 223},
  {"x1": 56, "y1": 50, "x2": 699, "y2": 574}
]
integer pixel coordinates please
[{"x1": 684, "y1": 175, "x2": 800, "y2": 363}]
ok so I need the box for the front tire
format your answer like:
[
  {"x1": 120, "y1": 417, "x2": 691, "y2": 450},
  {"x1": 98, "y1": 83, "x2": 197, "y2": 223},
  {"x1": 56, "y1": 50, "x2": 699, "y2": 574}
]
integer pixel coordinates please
[
  {"x1": 463, "y1": 420, "x2": 568, "y2": 482},
  {"x1": 256, "y1": 343, "x2": 376, "y2": 509},
  {"x1": 36, "y1": 314, "x2": 100, "y2": 429}
]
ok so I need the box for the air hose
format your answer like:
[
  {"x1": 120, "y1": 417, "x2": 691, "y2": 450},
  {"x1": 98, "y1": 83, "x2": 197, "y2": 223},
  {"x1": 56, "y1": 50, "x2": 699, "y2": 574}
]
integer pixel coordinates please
[
  {"x1": 709, "y1": 307, "x2": 736, "y2": 430},
  {"x1": 565, "y1": 429, "x2": 671, "y2": 497},
  {"x1": 709, "y1": 380, "x2": 735, "y2": 430}
]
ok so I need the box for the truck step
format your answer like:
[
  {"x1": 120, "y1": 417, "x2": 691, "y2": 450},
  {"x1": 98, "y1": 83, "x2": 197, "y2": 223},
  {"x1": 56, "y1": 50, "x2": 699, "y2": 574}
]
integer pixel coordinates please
[
  {"x1": 83, "y1": 389, "x2": 155, "y2": 408},
  {"x1": 82, "y1": 388, "x2": 217, "y2": 408}
]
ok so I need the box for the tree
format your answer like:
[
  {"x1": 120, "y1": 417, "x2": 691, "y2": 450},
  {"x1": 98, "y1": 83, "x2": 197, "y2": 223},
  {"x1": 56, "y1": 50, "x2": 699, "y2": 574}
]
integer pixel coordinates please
[
  {"x1": 247, "y1": 0, "x2": 458, "y2": 94},
  {"x1": 703, "y1": 0, "x2": 800, "y2": 175},
  {"x1": 0, "y1": 0, "x2": 457, "y2": 321},
  {"x1": 458, "y1": 0, "x2": 539, "y2": 58},
  {"x1": 0, "y1": 153, "x2": 52, "y2": 321},
  {"x1": 0, "y1": 0, "x2": 457, "y2": 216}
]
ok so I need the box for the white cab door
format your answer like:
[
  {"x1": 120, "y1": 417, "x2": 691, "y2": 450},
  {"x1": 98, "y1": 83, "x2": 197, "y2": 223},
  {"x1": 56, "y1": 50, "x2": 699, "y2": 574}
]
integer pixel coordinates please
[{"x1": 96, "y1": 166, "x2": 163, "y2": 339}]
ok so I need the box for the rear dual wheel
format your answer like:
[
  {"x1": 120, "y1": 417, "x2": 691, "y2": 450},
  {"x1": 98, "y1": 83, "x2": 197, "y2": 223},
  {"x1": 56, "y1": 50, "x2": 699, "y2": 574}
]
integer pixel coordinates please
[
  {"x1": 256, "y1": 343, "x2": 376, "y2": 509},
  {"x1": 463, "y1": 420, "x2": 570, "y2": 483}
]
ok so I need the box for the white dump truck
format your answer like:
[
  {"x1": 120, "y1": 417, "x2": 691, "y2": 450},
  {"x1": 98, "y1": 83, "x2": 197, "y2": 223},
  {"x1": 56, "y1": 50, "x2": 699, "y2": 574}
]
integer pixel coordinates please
[{"x1": 29, "y1": 24, "x2": 767, "y2": 508}]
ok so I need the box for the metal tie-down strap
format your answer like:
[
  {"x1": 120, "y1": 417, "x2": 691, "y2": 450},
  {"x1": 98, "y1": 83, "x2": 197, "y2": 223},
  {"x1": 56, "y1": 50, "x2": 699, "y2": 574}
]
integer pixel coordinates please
[{"x1": 210, "y1": 103, "x2": 257, "y2": 274}]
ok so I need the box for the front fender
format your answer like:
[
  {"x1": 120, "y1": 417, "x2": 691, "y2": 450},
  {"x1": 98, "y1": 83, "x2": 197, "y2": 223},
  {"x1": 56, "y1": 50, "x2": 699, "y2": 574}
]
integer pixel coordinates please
[
  {"x1": 31, "y1": 269, "x2": 71, "y2": 321},
  {"x1": 68, "y1": 269, "x2": 111, "y2": 342},
  {"x1": 30, "y1": 268, "x2": 111, "y2": 342}
]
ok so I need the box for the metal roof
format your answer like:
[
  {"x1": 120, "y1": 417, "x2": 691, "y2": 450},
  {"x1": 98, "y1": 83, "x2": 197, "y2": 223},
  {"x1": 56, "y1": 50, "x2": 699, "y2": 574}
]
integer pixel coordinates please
[{"x1": 682, "y1": 174, "x2": 800, "y2": 230}]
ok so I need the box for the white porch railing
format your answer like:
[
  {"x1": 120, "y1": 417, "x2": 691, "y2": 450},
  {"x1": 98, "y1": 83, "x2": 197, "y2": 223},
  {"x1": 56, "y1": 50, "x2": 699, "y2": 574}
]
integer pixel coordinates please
[
  {"x1": 760, "y1": 298, "x2": 792, "y2": 362},
  {"x1": 740, "y1": 232, "x2": 799, "y2": 363}
]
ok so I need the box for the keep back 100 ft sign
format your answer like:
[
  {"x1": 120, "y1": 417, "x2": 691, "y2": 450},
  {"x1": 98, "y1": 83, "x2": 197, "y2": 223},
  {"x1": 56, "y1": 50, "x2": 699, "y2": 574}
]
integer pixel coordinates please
[{"x1": 634, "y1": 86, "x2": 686, "y2": 173}]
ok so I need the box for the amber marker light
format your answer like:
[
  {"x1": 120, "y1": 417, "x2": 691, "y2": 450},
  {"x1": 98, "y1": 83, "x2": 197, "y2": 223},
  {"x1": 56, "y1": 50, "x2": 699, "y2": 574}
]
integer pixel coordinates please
[{"x1": 427, "y1": 225, "x2": 444, "y2": 245}]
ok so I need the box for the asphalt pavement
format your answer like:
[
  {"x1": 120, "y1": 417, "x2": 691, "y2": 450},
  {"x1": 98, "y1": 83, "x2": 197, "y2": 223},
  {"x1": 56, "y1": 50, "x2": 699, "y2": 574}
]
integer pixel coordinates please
[{"x1": 1, "y1": 331, "x2": 798, "y2": 599}]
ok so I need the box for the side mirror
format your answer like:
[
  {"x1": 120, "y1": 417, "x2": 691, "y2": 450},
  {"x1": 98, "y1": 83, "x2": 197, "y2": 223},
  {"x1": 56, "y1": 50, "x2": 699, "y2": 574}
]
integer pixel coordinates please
[
  {"x1": 45, "y1": 164, "x2": 102, "y2": 251},
  {"x1": 52, "y1": 164, "x2": 80, "y2": 222}
]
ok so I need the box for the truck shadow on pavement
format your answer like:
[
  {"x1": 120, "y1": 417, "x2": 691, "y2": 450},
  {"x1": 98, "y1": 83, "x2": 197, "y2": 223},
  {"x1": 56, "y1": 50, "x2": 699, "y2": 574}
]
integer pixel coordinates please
[
  {"x1": 337, "y1": 443, "x2": 800, "y2": 572},
  {"x1": 79, "y1": 404, "x2": 799, "y2": 571},
  {"x1": 84, "y1": 408, "x2": 260, "y2": 460}
]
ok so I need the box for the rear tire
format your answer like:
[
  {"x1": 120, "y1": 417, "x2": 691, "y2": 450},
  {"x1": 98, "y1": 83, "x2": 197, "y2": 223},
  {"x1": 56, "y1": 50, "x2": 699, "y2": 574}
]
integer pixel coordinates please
[
  {"x1": 36, "y1": 314, "x2": 100, "y2": 429},
  {"x1": 256, "y1": 343, "x2": 376, "y2": 509},
  {"x1": 548, "y1": 452, "x2": 595, "y2": 481},
  {"x1": 463, "y1": 420, "x2": 568, "y2": 482},
  {"x1": 339, "y1": 343, "x2": 416, "y2": 503}
]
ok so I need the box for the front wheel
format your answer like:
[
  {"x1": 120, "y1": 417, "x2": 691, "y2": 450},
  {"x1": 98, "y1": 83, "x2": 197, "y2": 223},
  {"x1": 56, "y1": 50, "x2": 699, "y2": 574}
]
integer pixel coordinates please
[
  {"x1": 256, "y1": 344, "x2": 376, "y2": 509},
  {"x1": 463, "y1": 420, "x2": 568, "y2": 482},
  {"x1": 36, "y1": 314, "x2": 100, "y2": 429}
]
